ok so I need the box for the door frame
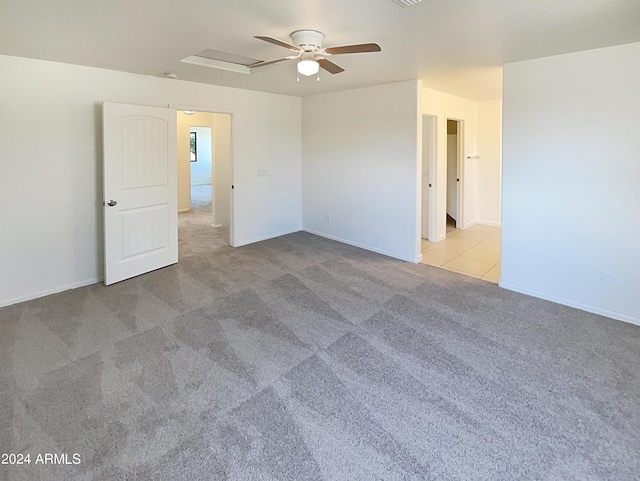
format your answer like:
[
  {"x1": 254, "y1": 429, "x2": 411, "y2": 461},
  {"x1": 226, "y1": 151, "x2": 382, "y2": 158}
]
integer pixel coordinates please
[
  {"x1": 451, "y1": 119, "x2": 467, "y2": 229},
  {"x1": 170, "y1": 103, "x2": 236, "y2": 247},
  {"x1": 446, "y1": 117, "x2": 465, "y2": 231},
  {"x1": 421, "y1": 114, "x2": 438, "y2": 242},
  {"x1": 423, "y1": 114, "x2": 467, "y2": 243}
]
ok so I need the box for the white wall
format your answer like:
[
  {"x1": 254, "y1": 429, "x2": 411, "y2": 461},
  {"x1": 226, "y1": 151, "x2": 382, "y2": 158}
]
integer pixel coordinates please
[
  {"x1": 302, "y1": 80, "x2": 421, "y2": 262},
  {"x1": 501, "y1": 42, "x2": 640, "y2": 325},
  {"x1": 0, "y1": 54, "x2": 302, "y2": 307},
  {"x1": 177, "y1": 111, "x2": 215, "y2": 211},
  {"x1": 476, "y1": 100, "x2": 502, "y2": 226},
  {"x1": 421, "y1": 115, "x2": 436, "y2": 239},
  {"x1": 421, "y1": 87, "x2": 478, "y2": 240},
  {"x1": 190, "y1": 126, "x2": 212, "y2": 186},
  {"x1": 213, "y1": 114, "x2": 232, "y2": 228}
]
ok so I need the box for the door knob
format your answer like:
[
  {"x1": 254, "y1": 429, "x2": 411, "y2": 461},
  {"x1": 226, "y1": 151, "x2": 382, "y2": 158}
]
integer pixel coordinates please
[{"x1": 107, "y1": 200, "x2": 117, "y2": 207}]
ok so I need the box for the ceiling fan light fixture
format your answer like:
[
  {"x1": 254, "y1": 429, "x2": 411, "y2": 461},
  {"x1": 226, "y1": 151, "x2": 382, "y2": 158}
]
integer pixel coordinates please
[{"x1": 297, "y1": 59, "x2": 319, "y2": 76}]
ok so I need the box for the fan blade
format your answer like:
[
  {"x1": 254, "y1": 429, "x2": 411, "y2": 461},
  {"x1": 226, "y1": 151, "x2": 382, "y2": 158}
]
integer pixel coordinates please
[
  {"x1": 318, "y1": 58, "x2": 345, "y2": 74},
  {"x1": 255, "y1": 36, "x2": 300, "y2": 52},
  {"x1": 250, "y1": 56, "x2": 297, "y2": 68},
  {"x1": 324, "y1": 43, "x2": 381, "y2": 55}
]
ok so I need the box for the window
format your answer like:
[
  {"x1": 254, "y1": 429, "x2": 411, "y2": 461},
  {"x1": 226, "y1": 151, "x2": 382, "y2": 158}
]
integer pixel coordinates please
[{"x1": 190, "y1": 132, "x2": 197, "y2": 162}]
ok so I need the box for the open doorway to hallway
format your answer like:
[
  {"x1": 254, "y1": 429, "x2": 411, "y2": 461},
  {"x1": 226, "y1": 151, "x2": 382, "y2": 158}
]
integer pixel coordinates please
[
  {"x1": 176, "y1": 110, "x2": 233, "y2": 250},
  {"x1": 420, "y1": 115, "x2": 464, "y2": 244},
  {"x1": 419, "y1": 114, "x2": 501, "y2": 283}
]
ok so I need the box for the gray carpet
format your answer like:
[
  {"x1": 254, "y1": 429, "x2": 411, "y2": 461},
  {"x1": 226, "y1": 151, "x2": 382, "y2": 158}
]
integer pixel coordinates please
[{"x1": 1, "y1": 186, "x2": 639, "y2": 480}]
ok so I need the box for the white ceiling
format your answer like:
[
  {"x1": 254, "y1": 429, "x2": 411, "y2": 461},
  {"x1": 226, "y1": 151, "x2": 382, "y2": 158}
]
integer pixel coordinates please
[{"x1": 1, "y1": 0, "x2": 639, "y2": 100}]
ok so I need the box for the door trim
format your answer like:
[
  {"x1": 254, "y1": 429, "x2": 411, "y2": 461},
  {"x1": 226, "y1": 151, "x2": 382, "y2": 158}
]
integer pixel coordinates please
[
  {"x1": 446, "y1": 117, "x2": 465, "y2": 233},
  {"x1": 169, "y1": 103, "x2": 236, "y2": 247},
  {"x1": 421, "y1": 114, "x2": 438, "y2": 242}
]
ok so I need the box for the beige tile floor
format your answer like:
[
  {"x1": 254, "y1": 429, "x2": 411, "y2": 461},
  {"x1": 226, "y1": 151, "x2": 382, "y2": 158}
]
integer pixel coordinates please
[{"x1": 421, "y1": 224, "x2": 501, "y2": 283}]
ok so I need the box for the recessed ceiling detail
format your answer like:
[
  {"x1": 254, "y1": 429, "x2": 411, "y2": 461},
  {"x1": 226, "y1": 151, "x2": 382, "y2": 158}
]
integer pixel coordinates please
[
  {"x1": 181, "y1": 49, "x2": 260, "y2": 75},
  {"x1": 389, "y1": 0, "x2": 424, "y2": 7}
]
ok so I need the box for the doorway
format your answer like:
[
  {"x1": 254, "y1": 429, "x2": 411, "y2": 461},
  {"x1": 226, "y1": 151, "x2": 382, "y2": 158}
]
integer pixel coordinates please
[
  {"x1": 102, "y1": 102, "x2": 234, "y2": 285},
  {"x1": 446, "y1": 119, "x2": 461, "y2": 231},
  {"x1": 420, "y1": 115, "x2": 464, "y2": 246},
  {"x1": 176, "y1": 110, "x2": 233, "y2": 247}
]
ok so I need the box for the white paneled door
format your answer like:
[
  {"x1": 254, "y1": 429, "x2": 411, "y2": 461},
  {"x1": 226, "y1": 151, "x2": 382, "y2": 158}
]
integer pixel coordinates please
[{"x1": 103, "y1": 102, "x2": 178, "y2": 285}]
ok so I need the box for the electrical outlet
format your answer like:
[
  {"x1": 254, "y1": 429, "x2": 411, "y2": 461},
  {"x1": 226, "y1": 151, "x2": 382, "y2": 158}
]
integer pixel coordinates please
[{"x1": 257, "y1": 169, "x2": 268, "y2": 177}]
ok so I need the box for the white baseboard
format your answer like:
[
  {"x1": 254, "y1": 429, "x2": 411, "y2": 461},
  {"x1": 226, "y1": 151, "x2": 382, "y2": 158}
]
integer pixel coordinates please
[
  {"x1": 0, "y1": 277, "x2": 102, "y2": 309},
  {"x1": 462, "y1": 219, "x2": 501, "y2": 229},
  {"x1": 303, "y1": 229, "x2": 420, "y2": 264},
  {"x1": 499, "y1": 281, "x2": 640, "y2": 327},
  {"x1": 233, "y1": 227, "x2": 303, "y2": 247},
  {"x1": 475, "y1": 219, "x2": 502, "y2": 227}
]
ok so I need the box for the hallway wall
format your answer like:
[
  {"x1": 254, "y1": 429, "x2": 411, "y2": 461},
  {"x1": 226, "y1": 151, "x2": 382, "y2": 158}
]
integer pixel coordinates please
[
  {"x1": 190, "y1": 126, "x2": 213, "y2": 186},
  {"x1": 476, "y1": 100, "x2": 502, "y2": 226},
  {"x1": 177, "y1": 111, "x2": 215, "y2": 212},
  {"x1": 213, "y1": 114, "x2": 232, "y2": 228}
]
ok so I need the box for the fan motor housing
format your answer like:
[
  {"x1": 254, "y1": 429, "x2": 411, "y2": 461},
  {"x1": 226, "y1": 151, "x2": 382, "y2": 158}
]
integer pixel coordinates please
[{"x1": 290, "y1": 30, "x2": 324, "y2": 51}]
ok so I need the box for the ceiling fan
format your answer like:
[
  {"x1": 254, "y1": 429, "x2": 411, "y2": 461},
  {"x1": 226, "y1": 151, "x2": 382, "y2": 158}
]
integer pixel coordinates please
[{"x1": 250, "y1": 30, "x2": 381, "y2": 78}]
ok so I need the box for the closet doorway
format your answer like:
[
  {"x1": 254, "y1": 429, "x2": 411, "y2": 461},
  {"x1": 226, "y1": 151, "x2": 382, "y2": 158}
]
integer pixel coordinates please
[{"x1": 446, "y1": 119, "x2": 461, "y2": 231}]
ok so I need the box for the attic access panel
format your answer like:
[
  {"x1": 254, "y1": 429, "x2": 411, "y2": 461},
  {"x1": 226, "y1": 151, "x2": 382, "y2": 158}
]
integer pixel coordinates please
[{"x1": 181, "y1": 49, "x2": 261, "y2": 74}]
